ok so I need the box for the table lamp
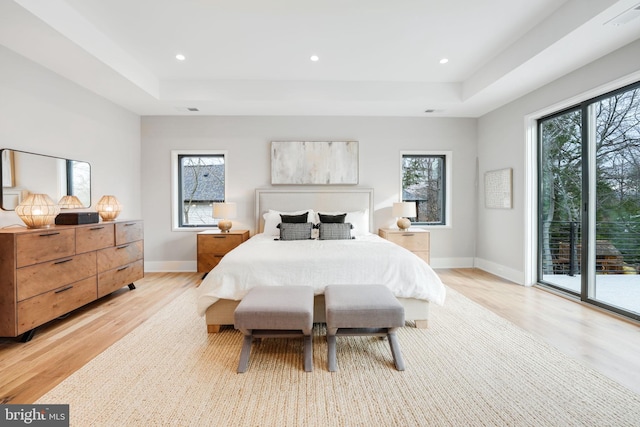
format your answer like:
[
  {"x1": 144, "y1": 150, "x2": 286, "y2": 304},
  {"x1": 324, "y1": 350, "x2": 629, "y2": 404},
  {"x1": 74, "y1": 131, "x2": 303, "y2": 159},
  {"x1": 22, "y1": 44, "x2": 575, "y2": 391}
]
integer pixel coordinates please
[{"x1": 392, "y1": 202, "x2": 416, "y2": 231}]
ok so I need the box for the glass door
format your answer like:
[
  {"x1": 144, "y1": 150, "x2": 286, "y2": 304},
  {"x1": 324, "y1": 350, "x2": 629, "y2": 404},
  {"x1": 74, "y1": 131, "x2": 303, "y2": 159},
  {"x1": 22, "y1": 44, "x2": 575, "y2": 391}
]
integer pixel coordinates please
[
  {"x1": 539, "y1": 108, "x2": 583, "y2": 295},
  {"x1": 590, "y1": 89, "x2": 640, "y2": 317},
  {"x1": 538, "y1": 83, "x2": 640, "y2": 320}
]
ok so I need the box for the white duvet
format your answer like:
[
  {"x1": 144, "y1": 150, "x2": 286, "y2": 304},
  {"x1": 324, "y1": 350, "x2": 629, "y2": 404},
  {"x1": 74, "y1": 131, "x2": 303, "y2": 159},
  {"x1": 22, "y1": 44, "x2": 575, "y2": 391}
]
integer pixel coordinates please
[{"x1": 196, "y1": 233, "x2": 446, "y2": 316}]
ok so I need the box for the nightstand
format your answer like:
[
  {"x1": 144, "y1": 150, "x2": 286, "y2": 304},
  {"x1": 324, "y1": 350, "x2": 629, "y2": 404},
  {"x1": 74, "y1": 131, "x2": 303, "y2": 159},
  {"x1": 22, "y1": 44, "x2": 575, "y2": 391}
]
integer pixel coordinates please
[
  {"x1": 378, "y1": 228, "x2": 430, "y2": 264},
  {"x1": 197, "y1": 230, "x2": 249, "y2": 274}
]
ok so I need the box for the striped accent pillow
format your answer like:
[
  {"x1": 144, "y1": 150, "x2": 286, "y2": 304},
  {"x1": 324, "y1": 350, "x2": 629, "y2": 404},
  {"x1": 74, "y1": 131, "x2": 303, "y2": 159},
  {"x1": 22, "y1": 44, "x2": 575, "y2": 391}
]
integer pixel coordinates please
[
  {"x1": 318, "y1": 223, "x2": 354, "y2": 240},
  {"x1": 277, "y1": 222, "x2": 314, "y2": 240}
]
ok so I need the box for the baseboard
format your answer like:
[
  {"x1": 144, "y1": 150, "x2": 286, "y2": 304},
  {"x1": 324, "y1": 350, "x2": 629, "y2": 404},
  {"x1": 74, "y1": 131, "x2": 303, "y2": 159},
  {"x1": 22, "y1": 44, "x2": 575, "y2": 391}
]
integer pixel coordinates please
[
  {"x1": 146, "y1": 258, "x2": 475, "y2": 272},
  {"x1": 430, "y1": 257, "x2": 475, "y2": 269},
  {"x1": 474, "y1": 258, "x2": 524, "y2": 285},
  {"x1": 145, "y1": 261, "x2": 197, "y2": 273}
]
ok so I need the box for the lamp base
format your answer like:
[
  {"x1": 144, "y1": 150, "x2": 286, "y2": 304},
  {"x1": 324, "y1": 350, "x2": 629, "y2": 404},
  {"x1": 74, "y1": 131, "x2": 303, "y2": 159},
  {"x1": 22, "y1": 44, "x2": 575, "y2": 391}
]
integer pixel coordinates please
[
  {"x1": 397, "y1": 217, "x2": 411, "y2": 231},
  {"x1": 218, "y1": 219, "x2": 232, "y2": 232}
]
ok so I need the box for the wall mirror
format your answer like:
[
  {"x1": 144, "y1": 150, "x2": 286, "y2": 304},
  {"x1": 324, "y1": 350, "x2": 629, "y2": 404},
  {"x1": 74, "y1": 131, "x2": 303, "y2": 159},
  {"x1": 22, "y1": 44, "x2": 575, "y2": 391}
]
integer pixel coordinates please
[{"x1": 1, "y1": 148, "x2": 91, "y2": 210}]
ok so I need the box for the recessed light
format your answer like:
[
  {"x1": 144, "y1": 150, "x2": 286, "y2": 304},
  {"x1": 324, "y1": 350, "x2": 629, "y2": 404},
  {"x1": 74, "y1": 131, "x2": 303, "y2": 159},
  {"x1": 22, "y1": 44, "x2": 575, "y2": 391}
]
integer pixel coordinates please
[
  {"x1": 439, "y1": 58, "x2": 448, "y2": 64},
  {"x1": 176, "y1": 54, "x2": 186, "y2": 61},
  {"x1": 310, "y1": 55, "x2": 319, "y2": 62}
]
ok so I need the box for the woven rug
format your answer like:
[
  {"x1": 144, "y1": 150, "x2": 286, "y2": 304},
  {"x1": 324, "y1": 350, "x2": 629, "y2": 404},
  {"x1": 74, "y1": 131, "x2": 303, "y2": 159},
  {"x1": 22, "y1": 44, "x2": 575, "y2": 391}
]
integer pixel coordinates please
[{"x1": 37, "y1": 287, "x2": 640, "y2": 426}]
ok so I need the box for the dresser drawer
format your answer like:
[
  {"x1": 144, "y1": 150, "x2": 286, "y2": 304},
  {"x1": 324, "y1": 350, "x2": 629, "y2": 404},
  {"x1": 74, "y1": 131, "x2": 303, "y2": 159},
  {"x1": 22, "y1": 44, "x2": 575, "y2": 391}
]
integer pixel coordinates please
[
  {"x1": 198, "y1": 234, "x2": 245, "y2": 254},
  {"x1": 97, "y1": 240, "x2": 143, "y2": 273},
  {"x1": 115, "y1": 221, "x2": 143, "y2": 245},
  {"x1": 17, "y1": 276, "x2": 97, "y2": 334},
  {"x1": 17, "y1": 252, "x2": 97, "y2": 301},
  {"x1": 16, "y1": 229, "x2": 75, "y2": 268},
  {"x1": 76, "y1": 224, "x2": 114, "y2": 253},
  {"x1": 97, "y1": 259, "x2": 144, "y2": 298}
]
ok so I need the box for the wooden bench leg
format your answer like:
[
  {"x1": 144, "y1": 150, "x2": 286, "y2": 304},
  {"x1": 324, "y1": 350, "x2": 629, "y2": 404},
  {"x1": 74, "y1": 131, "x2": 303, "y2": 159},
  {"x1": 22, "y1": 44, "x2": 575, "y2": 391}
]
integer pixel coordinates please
[
  {"x1": 388, "y1": 328, "x2": 405, "y2": 371},
  {"x1": 237, "y1": 334, "x2": 253, "y2": 373}
]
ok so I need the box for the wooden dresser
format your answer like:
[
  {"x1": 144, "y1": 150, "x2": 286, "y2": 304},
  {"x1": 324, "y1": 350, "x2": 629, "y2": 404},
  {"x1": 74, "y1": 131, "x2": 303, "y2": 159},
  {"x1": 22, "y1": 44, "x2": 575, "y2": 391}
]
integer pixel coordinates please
[
  {"x1": 197, "y1": 229, "x2": 249, "y2": 273},
  {"x1": 378, "y1": 228, "x2": 430, "y2": 264},
  {"x1": 0, "y1": 220, "x2": 144, "y2": 341}
]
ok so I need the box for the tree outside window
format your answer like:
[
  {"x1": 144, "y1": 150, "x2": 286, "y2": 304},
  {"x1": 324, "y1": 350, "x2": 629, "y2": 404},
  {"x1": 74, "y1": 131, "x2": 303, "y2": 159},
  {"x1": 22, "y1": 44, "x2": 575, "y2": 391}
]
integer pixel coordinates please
[
  {"x1": 401, "y1": 153, "x2": 446, "y2": 225},
  {"x1": 178, "y1": 154, "x2": 225, "y2": 227}
]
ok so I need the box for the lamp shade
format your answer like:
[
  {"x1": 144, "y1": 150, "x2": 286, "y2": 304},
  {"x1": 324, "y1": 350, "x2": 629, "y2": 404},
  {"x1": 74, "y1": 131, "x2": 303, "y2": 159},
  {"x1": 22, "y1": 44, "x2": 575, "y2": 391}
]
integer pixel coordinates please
[
  {"x1": 213, "y1": 202, "x2": 237, "y2": 232},
  {"x1": 392, "y1": 202, "x2": 417, "y2": 218},
  {"x1": 212, "y1": 202, "x2": 237, "y2": 219},
  {"x1": 96, "y1": 195, "x2": 122, "y2": 221},
  {"x1": 15, "y1": 193, "x2": 60, "y2": 228},
  {"x1": 58, "y1": 195, "x2": 83, "y2": 209}
]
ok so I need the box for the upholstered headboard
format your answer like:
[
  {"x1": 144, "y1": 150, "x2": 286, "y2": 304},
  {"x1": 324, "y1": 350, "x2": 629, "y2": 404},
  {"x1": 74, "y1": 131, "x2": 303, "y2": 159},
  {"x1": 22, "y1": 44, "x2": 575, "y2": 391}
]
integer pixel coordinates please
[{"x1": 255, "y1": 188, "x2": 374, "y2": 233}]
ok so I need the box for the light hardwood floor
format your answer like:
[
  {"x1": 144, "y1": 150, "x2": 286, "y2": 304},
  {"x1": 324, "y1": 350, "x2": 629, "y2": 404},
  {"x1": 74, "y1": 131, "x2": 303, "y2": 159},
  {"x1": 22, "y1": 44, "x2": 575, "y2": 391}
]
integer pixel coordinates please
[{"x1": 0, "y1": 269, "x2": 638, "y2": 404}]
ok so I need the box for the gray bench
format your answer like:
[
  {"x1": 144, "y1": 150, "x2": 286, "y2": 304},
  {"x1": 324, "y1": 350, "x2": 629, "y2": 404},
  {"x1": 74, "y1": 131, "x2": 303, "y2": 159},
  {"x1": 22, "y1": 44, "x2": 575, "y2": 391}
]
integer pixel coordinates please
[
  {"x1": 234, "y1": 286, "x2": 314, "y2": 373},
  {"x1": 325, "y1": 285, "x2": 405, "y2": 371}
]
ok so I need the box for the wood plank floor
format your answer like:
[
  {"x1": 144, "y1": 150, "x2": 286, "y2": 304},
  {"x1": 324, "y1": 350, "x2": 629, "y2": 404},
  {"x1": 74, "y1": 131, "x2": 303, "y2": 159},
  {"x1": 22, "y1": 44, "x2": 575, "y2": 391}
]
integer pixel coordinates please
[
  {"x1": 1, "y1": 269, "x2": 638, "y2": 404},
  {"x1": 440, "y1": 268, "x2": 640, "y2": 395}
]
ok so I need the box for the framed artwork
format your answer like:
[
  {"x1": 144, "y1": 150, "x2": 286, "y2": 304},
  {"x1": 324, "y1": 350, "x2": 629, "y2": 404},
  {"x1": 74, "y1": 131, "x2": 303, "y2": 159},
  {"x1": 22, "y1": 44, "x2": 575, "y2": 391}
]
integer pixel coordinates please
[
  {"x1": 484, "y1": 168, "x2": 512, "y2": 209},
  {"x1": 271, "y1": 141, "x2": 359, "y2": 185}
]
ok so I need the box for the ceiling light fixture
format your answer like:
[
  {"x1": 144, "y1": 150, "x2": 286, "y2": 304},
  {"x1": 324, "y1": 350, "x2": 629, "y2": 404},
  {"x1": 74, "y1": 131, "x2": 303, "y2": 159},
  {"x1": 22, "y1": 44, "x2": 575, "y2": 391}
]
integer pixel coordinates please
[
  {"x1": 176, "y1": 54, "x2": 186, "y2": 61},
  {"x1": 310, "y1": 55, "x2": 319, "y2": 62},
  {"x1": 439, "y1": 58, "x2": 449, "y2": 64}
]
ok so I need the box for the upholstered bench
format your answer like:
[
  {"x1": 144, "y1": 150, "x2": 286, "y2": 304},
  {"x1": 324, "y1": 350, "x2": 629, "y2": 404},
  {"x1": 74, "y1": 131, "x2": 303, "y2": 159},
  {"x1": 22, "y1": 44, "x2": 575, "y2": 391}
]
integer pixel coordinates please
[
  {"x1": 234, "y1": 286, "x2": 314, "y2": 373},
  {"x1": 325, "y1": 285, "x2": 405, "y2": 371}
]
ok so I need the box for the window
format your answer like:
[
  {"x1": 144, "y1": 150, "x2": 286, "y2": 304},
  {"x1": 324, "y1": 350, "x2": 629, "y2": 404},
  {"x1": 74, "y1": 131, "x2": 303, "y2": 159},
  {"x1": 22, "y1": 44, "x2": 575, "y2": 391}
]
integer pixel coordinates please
[
  {"x1": 401, "y1": 152, "x2": 451, "y2": 226},
  {"x1": 171, "y1": 150, "x2": 226, "y2": 229}
]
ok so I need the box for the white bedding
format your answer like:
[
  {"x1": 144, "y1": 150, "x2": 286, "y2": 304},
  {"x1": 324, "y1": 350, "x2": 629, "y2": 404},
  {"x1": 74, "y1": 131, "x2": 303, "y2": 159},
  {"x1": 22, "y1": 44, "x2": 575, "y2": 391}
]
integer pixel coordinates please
[{"x1": 196, "y1": 233, "x2": 446, "y2": 316}]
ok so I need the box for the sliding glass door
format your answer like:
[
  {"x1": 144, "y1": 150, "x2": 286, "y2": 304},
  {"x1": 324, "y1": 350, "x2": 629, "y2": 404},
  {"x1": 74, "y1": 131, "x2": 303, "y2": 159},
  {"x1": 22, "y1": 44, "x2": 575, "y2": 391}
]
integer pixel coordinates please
[{"x1": 538, "y1": 83, "x2": 640, "y2": 320}]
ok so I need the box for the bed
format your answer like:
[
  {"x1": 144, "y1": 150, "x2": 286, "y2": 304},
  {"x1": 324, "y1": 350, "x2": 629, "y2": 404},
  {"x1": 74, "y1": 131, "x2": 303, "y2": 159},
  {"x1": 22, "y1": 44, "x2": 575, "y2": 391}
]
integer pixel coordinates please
[{"x1": 196, "y1": 188, "x2": 446, "y2": 332}]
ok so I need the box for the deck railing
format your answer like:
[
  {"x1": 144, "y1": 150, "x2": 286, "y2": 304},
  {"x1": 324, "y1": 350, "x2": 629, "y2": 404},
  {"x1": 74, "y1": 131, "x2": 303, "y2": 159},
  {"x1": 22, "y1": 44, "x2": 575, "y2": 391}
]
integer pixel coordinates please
[{"x1": 541, "y1": 221, "x2": 640, "y2": 275}]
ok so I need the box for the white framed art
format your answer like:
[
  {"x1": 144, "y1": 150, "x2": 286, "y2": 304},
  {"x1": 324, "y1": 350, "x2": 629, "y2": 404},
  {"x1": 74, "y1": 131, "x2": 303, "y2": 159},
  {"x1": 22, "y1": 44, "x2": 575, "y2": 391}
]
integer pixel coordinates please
[
  {"x1": 271, "y1": 141, "x2": 358, "y2": 185},
  {"x1": 484, "y1": 168, "x2": 512, "y2": 209}
]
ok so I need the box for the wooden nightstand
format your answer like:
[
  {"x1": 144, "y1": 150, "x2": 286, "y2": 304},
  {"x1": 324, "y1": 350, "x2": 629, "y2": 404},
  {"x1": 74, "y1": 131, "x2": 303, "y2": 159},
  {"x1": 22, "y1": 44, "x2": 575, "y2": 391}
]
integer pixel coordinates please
[
  {"x1": 378, "y1": 228, "x2": 430, "y2": 264},
  {"x1": 197, "y1": 230, "x2": 249, "y2": 274}
]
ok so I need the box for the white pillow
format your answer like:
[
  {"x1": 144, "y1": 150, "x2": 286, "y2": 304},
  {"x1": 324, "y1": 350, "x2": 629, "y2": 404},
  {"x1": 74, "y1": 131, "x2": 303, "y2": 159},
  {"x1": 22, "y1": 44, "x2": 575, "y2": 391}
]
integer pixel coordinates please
[
  {"x1": 316, "y1": 210, "x2": 369, "y2": 236},
  {"x1": 262, "y1": 209, "x2": 315, "y2": 236}
]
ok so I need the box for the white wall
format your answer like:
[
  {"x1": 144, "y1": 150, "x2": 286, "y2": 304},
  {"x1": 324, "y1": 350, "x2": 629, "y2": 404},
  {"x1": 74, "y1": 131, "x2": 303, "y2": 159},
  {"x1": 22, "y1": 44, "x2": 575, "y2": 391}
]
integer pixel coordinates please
[
  {"x1": 0, "y1": 46, "x2": 141, "y2": 228},
  {"x1": 476, "y1": 38, "x2": 640, "y2": 285},
  {"x1": 141, "y1": 116, "x2": 477, "y2": 271}
]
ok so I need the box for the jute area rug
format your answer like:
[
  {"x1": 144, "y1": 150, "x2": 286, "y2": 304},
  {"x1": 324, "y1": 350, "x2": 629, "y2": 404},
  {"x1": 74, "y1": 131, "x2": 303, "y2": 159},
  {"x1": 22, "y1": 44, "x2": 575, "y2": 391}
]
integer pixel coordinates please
[{"x1": 37, "y1": 287, "x2": 640, "y2": 426}]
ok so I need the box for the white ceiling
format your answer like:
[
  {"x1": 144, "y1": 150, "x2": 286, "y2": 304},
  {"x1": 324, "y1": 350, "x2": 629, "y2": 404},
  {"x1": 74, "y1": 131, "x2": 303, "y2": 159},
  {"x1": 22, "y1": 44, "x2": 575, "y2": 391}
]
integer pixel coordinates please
[{"x1": 2, "y1": 0, "x2": 640, "y2": 117}]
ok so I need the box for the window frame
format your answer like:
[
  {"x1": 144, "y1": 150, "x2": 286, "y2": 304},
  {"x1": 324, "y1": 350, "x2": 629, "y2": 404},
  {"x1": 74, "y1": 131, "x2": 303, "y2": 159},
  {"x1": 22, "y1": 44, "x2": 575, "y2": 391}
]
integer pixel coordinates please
[
  {"x1": 171, "y1": 150, "x2": 228, "y2": 231},
  {"x1": 399, "y1": 150, "x2": 452, "y2": 228}
]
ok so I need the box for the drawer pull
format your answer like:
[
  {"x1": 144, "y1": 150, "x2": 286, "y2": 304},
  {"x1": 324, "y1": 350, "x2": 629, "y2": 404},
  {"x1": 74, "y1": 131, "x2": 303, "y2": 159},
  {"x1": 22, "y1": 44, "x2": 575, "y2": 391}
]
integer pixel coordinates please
[
  {"x1": 90, "y1": 226, "x2": 105, "y2": 230},
  {"x1": 54, "y1": 258, "x2": 73, "y2": 265},
  {"x1": 402, "y1": 233, "x2": 415, "y2": 237},
  {"x1": 39, "y1": 232, "x2": 60, "y2": 237},
  {"x1": 214, "y1": 236, "x2": 227, "y2": 239},
  {"x1": 116, "y1": 244, "x2": 130, "y2": 249},
  {"x1": 117, "y1": 266, "x2": 130, "y2": 272},
  {"x1": 124, "y1": 223, "x2": 136, "y2": 227},
  {"x1": 54, "y1": 285, "x2": 74, "y2": 294}
]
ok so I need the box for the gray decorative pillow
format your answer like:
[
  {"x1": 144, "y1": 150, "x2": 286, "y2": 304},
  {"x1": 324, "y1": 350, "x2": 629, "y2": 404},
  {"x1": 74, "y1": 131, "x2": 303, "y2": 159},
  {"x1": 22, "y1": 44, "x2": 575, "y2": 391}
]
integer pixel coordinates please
[
  {"x1": 318, "y1": 213, "x2": 346, "y2": 223},
  {"x1": 318, "y1": 223, "x2": 354, "y2": 240},
  {"x1": 277, "y1": 222, "x2": 314, "y2": 240},
  {"x1": 280, "y1": 212, "x2": 309, "y2": 223}
]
